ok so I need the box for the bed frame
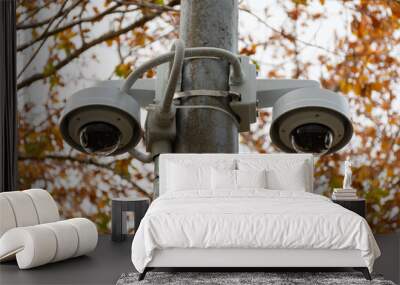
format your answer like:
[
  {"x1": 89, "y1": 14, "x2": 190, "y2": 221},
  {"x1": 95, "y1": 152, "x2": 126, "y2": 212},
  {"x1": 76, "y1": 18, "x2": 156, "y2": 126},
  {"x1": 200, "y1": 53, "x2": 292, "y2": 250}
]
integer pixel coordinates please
[
  {"x1": 138, "y1": 154, "x2": 372, "y2": 281},
  {"x1": 138, "y1": 248, "x2": 371, "y2": 280}
]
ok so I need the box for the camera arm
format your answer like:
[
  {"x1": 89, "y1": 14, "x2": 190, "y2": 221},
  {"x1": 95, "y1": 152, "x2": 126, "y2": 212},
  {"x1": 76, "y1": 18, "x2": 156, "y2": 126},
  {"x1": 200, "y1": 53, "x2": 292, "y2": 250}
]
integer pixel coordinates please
[
  {"x1": 256, "y1": 79, "x2": 320, "y2": 108},
  {"x1": 101, "y1": 61, "x2": 319, "y2": 110},
  {"x1": 228, "y1": 56, "x2": 320, "y2": 132},
  {"x1": 98, "y1": 61, "x2": 322, "y2": 135},
  {"x1": 96, "y1": 79, "x2": 156, "y2": 108}
]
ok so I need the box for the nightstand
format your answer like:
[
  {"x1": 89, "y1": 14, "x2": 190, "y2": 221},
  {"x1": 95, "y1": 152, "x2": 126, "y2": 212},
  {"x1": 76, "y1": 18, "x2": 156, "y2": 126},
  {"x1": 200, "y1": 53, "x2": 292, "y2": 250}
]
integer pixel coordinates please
[
  {"x1": 111, "y1": 197, "x2": 150, "y2": 242},
  {"x1": 332, "y1": 198, "x2": 366, "y2": 218}
]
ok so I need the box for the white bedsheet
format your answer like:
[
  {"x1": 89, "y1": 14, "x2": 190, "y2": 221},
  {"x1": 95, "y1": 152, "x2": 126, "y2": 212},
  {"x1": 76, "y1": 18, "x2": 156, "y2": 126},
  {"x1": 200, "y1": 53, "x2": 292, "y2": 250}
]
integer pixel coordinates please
[{"x1": 131, "y1": 190, "x2": 380, "y2": 273}]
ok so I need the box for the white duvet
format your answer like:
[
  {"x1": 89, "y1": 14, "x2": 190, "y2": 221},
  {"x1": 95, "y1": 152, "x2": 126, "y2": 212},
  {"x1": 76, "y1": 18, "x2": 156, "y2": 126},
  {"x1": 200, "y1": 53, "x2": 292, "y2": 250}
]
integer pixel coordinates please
[{"x1": 131, "y1": 190, "x2": 380, "y2": 273}]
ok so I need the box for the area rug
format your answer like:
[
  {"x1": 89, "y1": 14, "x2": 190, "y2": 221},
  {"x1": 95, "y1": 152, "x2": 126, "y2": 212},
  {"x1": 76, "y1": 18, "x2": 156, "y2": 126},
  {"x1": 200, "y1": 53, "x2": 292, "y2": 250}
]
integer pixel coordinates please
[{"x1": 116, "y1": 272, "x2": 395, "y2": 285}]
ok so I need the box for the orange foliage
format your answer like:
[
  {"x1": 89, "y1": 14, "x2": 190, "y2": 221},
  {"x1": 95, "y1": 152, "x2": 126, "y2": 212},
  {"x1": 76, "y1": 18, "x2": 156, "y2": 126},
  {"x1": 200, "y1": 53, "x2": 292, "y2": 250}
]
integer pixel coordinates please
[{"x1": 16, "y1": 0, "x2": 399, "y2": 233}]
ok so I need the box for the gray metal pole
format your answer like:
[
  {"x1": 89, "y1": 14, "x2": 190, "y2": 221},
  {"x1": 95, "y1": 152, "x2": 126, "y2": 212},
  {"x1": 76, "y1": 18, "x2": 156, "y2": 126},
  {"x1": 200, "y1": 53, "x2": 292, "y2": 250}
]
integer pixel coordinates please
[
  {"x1": 175, "y1": 0, "x2": 239, "y2": 153},
  {"x1": 153, "y1": 0, "x2": 238, "y2": 198}
]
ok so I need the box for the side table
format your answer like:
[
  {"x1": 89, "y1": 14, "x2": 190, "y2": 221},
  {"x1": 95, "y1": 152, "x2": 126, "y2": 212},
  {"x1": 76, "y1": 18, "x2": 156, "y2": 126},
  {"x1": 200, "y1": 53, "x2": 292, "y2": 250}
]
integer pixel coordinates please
[
  {"x1": 111, "y1": 197, "x2": 150, "y2": 242},
  {"x1": 332, "y1": 198, "x2": 366, "y2": 218}
]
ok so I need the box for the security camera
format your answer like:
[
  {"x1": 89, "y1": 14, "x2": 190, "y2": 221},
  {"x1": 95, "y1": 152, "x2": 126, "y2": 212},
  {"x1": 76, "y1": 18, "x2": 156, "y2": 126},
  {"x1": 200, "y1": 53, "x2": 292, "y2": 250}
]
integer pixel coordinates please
[
  {"x1": 59, "y1": 86, "x2": 141, "y2": 156},
  {"x1": 59, "y1": 44, "x2": 353, "y2": 161},
  {"x1": 269, "y1": 87, "x2": 353, "y2": 155},
  {"x1": 231, "y1": 64, "x2": 353, "y2": 155}
]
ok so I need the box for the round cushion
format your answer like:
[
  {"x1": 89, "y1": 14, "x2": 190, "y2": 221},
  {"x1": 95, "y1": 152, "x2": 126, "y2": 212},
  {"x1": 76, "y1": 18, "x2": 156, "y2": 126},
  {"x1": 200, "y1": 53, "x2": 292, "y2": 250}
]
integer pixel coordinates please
[
  {"x1": 43, "y1": 221, "x2": 79, "y2": 262},
  {"x1": 0, "y1": 226, "x2": 57, "y2": 269},
  {"x1": 0, "y1": 192, "x2": 39, "y2": 227},
  {"x1": 0, "y1": 218, "x2": 98, "y2": 269},
  {"x1": 67, "y1": 218, "x2": 98, "y2": 257},
  {"x1": 23, "y1": 189, "x2": 59, "y2": 224},
  {"x1": 0, "y1": 196, "x2": 17, "y2": 237}
]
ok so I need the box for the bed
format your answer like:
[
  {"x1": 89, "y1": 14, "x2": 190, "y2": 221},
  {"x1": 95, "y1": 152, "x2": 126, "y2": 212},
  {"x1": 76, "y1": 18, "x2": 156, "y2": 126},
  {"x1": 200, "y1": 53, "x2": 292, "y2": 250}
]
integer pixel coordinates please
[{"x1": 131, "y1": 154, "x2": 380, "y2": 280}]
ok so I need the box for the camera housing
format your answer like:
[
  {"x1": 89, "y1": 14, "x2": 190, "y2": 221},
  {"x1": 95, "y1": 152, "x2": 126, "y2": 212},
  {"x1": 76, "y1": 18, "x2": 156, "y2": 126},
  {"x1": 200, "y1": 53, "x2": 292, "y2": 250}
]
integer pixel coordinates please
[
  {"x1": 269, "y1": 87, "x2": 353, "y2": 155},
  {"x1": 59, "y1": 86, "x2": 141, "y2": 156}
]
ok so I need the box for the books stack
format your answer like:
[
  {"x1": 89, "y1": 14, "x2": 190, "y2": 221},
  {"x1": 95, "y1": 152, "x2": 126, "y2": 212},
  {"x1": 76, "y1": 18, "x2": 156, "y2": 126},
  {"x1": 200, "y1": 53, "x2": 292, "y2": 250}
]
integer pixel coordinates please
[{"x1": 332, "y1": 188, "x2": 358, "y2": 200}]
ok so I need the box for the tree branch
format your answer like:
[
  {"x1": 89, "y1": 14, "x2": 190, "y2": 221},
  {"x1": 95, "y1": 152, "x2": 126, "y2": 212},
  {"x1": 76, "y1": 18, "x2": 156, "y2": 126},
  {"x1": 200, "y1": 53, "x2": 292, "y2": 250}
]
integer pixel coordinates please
[
  {"x1": 17, "y1": 0, "x2": 82, "y2": 51},
  {"x1": 115, "y1": 0, "x2": 179, "y2": 12},
  {"x1": 17, "y1": 1, "x2": 52, "y2": 27},
  {"x1": 17, "y1": 0, "x2": 85, "y2": 30},
  {"x1": 17, "y1": 0, "x2": 180, "y2": 90},
  {"x1": 17, "y1": 0, "x2": 70, "y2": 78},
  {"x1": 18, "y1": 154, "x2": 152, "y2": 199},
  {"x1": 17, "y1": 2, "x2": 122, "y2": 52},
  {"x1": 240, "y1": 7, "x2": 343, "y2": 57}
]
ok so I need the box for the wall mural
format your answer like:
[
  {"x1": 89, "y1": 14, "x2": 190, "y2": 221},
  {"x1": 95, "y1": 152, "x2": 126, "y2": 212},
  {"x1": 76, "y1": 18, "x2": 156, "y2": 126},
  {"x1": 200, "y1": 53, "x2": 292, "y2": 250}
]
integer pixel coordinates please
[{"x1": 16, "y1": 0, "x2": 399, "y2": 234}]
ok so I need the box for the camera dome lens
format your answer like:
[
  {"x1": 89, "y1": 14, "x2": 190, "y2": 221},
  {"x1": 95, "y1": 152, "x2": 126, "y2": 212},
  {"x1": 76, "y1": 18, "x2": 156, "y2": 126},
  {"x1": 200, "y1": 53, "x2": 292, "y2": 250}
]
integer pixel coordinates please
[
  {"x1": 79, "y1": 122, "x2": 121, "y2": 156},
  {"x1": 290, "y1": 123, "x2": 333, "y2": 155}
]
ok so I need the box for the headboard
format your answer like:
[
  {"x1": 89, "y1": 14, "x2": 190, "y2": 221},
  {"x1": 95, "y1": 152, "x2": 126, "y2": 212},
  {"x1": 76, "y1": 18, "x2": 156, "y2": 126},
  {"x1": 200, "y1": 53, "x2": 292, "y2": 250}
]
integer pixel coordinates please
[{"x1": 158, "y1": 153, "x2": 314, "y2": 196}]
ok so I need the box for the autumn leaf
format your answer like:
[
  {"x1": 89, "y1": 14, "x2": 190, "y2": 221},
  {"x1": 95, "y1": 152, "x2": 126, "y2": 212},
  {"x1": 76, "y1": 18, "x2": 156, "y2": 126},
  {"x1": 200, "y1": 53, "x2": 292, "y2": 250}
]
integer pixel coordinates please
[
  {"x1": 292, "y1": 0, "x2": 308, "y2": 5},
  {"x1": 240, "y1": 44, "x2": 258, "y2": 56},
  {"x1": 115, "y1": 63, "x2": 132, "y2": 78}
]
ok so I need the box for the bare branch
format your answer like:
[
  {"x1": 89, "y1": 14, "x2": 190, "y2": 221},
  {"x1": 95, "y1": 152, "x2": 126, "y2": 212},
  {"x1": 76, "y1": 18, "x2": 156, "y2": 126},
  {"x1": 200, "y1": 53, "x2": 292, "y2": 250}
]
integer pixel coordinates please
[
  {"x1": 77, "y1": 1, "x2": 88, "y2": 45},
  {"x1": 17, "y1": 0, "x2": 180, "y2": 90},
  {"x1": 18, "y1": 154, "x2": 152, "y2": 199},
  {"x1": 17, "y1": 1, "x2": 52, "y2": 27},
  {"x1": 17, "y1": 0, "x2": 85, "y2": 30},
  {"x1": 17, "y1": 0, "x2": 70, "y2": 79},
  {"x1": 115, "y1": 0, "x2": 179, "y2": 12},
  {"x1": 17, "y1": 2, "x2": 122, "y2": 52},
  {"x1": 17, "y1": 0, "x2": 82, "y2": 51},
  {"x1": 240, "y1": 7, "x2": 343, "y2": 57}
]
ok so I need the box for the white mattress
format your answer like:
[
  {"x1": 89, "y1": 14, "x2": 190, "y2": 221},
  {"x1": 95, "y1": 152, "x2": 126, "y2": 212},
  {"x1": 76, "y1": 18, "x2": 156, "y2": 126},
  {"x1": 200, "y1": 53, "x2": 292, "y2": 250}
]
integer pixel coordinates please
[{"x1": 131, "y1": 190, "x2": 380, "y2": 273}]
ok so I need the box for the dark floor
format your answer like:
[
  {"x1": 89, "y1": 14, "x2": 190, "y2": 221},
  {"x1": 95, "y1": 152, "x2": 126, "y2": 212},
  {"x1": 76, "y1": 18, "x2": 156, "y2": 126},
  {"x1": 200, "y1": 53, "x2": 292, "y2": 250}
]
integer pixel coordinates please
[
  {"x1": 1, "y1": 234, "x2": 398, "y2": 285},
  {"x1": 0, "y1": 235, "x2": 134, "y2": 285}
]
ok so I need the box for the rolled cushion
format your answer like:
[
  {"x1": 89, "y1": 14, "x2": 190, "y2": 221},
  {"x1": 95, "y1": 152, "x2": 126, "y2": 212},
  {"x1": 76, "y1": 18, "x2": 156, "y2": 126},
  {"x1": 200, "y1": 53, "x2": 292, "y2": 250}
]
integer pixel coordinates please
[
  {"x1": 67, "y1": 218, "x2": 98, "y2": 257},
  {"x1": 42, "y1": 221, "x2": 79, "y2": 262},
  {"x1": 23, "y1": 189, "x2": 59, "y2": 224},
  {"x1": 0, "y1": 218, "x2": 98, "y2": 269},
  {"x1": 0, "y1": 226, "x2": 57, "y2": 268},
  {"x1": 0, "y1": 196, "x2": 17, "y2": 237},
  {"x1": 0, "y1": 189, "x2": 59, "y2": 238},
  {"x1": 0, "y1": 191, "x2": 39, "y2": 227}
]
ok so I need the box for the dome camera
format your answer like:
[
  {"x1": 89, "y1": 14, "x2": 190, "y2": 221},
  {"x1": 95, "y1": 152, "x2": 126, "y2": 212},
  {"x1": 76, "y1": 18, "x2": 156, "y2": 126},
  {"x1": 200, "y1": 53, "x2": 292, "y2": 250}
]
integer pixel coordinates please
[
  {"x1": 59, "y1": 86, "x2": 141, "y2": 156},
  {"x1": 270, "y1": 87, "x2": 353, "y2": 155}
]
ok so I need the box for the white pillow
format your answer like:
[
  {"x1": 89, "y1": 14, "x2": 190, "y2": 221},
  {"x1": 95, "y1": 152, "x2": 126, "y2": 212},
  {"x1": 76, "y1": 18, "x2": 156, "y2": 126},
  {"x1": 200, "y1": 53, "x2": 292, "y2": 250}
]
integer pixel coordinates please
[
  {"x1": 165, "y1": 158, "x2": 236, "y2": 193},
  {"x1": 238, "y1": 158, "x2": 310, "y2": 191},
  {"x1": 211, "y1": 169, "x2": 267, "y2": 191},
  {"x1": 167, "y1": 163, "x2": 212, "y2": 192},
  {"x1": 211, "y1": 168, "x2": 236, "y2": 190},
  {"x1": 236, "y1": 169, "x2": 267, "y2": 189},
  {"x1": 265, "y1": 165, "x2": 307, "y2": 191}
]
